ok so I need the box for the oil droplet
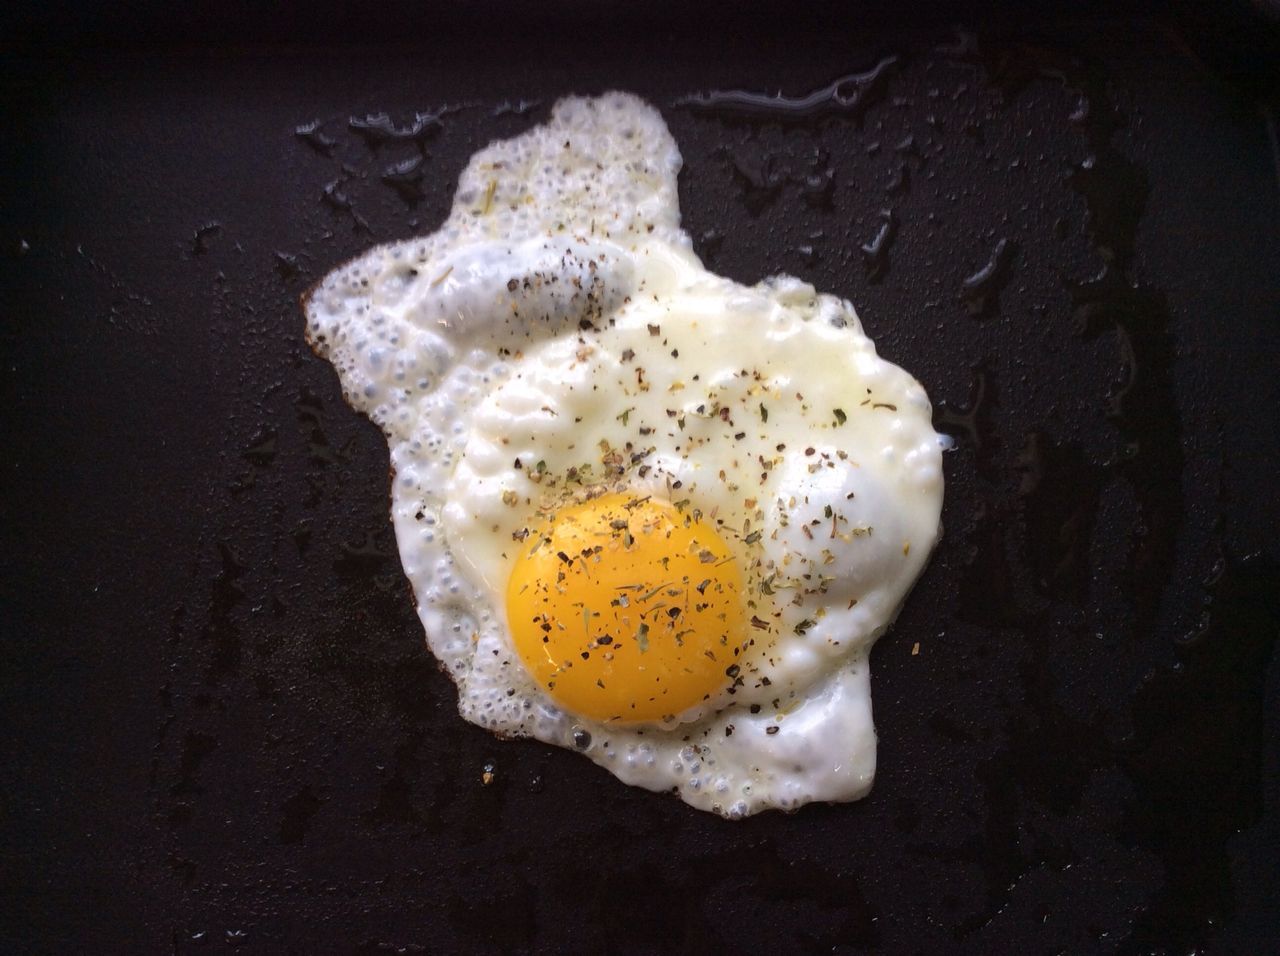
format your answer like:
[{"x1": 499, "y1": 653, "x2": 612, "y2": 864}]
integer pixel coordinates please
[
  {"x1": 294, "y1": 119, "x2": 336, "y2": 155},
  {"x1": 382, "y1": 155, "x2": 426, "y2": 202},
  {"x1": 884, "y1": 163, "x2": 910, "y2": 195},
  {"x1": 242, "y1": 429, "x2": 277, "y2": 466},
  {"x1": 321, "y1": 177, "x2": 372, "y2": 234},
  {"x1": 960, "y1": 238, "x2": 1015, "y2": 316},
  {"x1": 191, "y1": 221, "x2": 222, "y2": 256},
  {"x1": 348, "y1": 110, "x2": 443, "y2": 148},
  {"x1": 274, "y1": 250, "x2": 301, "y2": 279},
  {"x1": 860, "y1": 209, "x2": 896, "y2": 282}
]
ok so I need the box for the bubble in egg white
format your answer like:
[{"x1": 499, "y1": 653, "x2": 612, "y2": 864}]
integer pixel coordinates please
[{"x1": 304, "y1": 92, "x2": 944, "y2": 817}]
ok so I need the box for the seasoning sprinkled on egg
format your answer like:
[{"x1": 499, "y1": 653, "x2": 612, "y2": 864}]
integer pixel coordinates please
[{"x1": 304, "y1": 93, "x2": 944, "y2": 818}]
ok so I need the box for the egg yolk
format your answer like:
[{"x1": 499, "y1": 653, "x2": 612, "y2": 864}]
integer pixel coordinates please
[{"x1": 506, "y1": 493, "x2": 747, "y2": 723}]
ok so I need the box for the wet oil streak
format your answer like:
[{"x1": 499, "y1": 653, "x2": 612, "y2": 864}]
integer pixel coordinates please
[
  {"x1": 934, "y1": 362, "x2": 999, "y2": 480},
  {"x1": 1016, "y1": 432, "x2": 1106, "y2": 603},
  {"x1": 924, "y1": 552, "x2": 1278, "y2": 949},
  {"x1": 940, "y1": 37, "x2": 1183, "y2": 609},
  {"x1": 934, "y1": 33, "x2": 1262, "y2": 951},
  {"x1": 1118, "y1": 553, "x2": 1280, "y2": 949},
  {"x1": 955, "y1": 499, "x2": 1034, "y2": 629},
  {"x1": 1072, "y1": 268, "x2": 1183, "y2": 629},
  {"x1": 206, "y1": 542, "x2": 247, "y2": 680},
  {"x1": 674, "y1": 56, "x2": 898, "y2": 123}
]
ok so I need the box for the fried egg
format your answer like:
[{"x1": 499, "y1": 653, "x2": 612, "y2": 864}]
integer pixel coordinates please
[{"x1": 303, "y1": 93, "x2": 944, "y2": 817}]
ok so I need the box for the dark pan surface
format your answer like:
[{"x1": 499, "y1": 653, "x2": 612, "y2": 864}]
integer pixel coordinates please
[{"x1": 3, "y1": 12, "x2": 1279, "y2": 954}]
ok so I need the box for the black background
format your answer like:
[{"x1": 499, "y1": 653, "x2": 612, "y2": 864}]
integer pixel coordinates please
[{"x1": 3, "y1": 3, "x2": 1279, "y2": 953}]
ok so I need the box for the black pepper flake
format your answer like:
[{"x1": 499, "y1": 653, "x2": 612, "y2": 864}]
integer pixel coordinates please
[
  {"x1": 647, "y1": 323, "x2": 661, "y2": 336},
  {"x1": 572, "y1": 729, "x2": 592, "y2": 750},
  {"x1": 506, "y1": 278, "x2": 518, "y2": 292},
  {"x1": 766, "y1": 726, "x2": 780, "y2": 736}
]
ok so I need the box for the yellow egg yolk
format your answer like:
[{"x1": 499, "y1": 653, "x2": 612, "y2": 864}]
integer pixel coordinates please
[{"x1": 506, "y1": 493, "x2": 748, "y2": 723}]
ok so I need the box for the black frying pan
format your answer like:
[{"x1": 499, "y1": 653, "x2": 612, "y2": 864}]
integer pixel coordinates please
[{"x1": 3, "y1": 2, "x2": 1278, "y2": 952}]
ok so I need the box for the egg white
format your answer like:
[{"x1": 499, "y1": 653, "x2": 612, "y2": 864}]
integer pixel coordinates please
[{"x1": 304, "y1": 93, "x2": 944, "y2": 817}]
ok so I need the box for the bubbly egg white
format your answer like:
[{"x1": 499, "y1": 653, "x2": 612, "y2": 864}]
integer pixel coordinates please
[{"x1": 304, "y1": 93, "x2": 944, "y2": 817}]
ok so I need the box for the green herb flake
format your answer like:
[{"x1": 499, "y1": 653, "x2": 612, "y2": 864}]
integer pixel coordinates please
[{"x1": 638, "y1": 583, "x2": 668, "y2": 603}]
